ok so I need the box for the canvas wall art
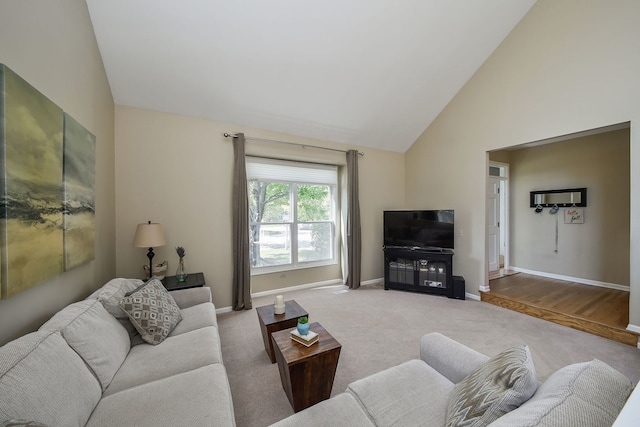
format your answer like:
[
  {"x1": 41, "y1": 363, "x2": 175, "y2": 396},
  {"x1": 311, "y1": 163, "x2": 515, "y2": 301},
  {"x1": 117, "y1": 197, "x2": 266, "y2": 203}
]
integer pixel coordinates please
[
  {"x1": 63, "y1": 112, "x2": 96, "y2": 270},
  {"x1": 0, "y1": 64, "x2": 96, "y2": 299},
  {"x1": 0, "y1": 64, "x2": 64, "y2": 299}
]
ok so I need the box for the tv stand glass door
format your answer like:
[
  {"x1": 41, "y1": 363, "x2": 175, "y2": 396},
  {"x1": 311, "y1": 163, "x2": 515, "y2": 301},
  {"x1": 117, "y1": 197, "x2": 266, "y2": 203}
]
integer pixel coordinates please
[
  {"x1": 388, "y1": 258, "x2": 414, "y2": 285},
  {"x1": 384, "y1": 247, "x2": 453, "y2": 297}
]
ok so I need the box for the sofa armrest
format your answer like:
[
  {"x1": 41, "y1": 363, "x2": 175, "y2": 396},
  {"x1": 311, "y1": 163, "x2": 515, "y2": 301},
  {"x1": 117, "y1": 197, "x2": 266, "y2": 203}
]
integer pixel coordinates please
[
  {"x1": 420, "y1": 332, "x2": 489, "y2": 384},
  {"x1": 170, "y1": 287, "x2": 212, "y2": 309}
]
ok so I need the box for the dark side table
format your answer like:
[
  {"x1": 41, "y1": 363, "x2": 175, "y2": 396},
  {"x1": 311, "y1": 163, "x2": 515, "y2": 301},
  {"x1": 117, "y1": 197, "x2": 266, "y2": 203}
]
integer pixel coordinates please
[
  {"x1": 272, "y1": 322, "x2": 342, "y2": 412},
  {"x1": 256, "y1": 300, "x2": 308, "y2": 363},
  {"x1": 162, "y1": 272, "x2": 205, "y2": 291}
]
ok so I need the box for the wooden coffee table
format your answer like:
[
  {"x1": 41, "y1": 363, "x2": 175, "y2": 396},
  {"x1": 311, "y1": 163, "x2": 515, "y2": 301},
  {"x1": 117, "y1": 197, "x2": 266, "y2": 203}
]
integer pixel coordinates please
[
  {"x1": 271, "y1": 322, "x2": 342, "y2": 412},
  {"x1": 256, "y1": 300, "x2": 308, "y2": 363}
]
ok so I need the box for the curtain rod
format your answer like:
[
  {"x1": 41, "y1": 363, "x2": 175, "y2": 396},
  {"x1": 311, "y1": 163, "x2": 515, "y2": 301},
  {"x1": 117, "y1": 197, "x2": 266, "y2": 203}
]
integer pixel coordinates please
[{"x1": 223, "y1": 133, "x2": 364, "y2": 156}]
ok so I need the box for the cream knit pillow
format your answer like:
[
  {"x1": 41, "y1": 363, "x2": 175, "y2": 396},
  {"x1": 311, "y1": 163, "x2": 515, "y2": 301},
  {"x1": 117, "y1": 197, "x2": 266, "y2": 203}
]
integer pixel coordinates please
[{"x1": 446, "y1": 345, "x2": 537, "y2": 427}]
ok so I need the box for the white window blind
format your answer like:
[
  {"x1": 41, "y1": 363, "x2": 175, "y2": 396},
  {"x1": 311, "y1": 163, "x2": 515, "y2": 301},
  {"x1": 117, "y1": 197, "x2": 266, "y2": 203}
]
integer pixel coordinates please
[{"x1": 246, "y1": 157, "x2": 337, "y2": 185}]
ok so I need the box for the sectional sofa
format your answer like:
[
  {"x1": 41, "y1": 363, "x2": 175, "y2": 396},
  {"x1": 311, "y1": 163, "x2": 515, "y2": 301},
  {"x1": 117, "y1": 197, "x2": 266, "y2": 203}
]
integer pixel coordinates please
[
  {"x1": 2, "y1": 277, "x2": 636, "y2": 427},
  {"x1": 0, "y1": 278, "x2": 235, "y2": 426},
  {"x1": 272, "y1": 332, "x2": 634, "y2": 427}
]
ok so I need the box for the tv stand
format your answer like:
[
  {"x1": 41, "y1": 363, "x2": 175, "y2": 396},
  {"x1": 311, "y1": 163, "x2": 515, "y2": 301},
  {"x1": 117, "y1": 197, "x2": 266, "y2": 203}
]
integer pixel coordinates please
[
  {"x1": 384, "y1": 245, "x2": 444, "y2": 252},
  {"x1": 383, "y1": 246, "x2": 455, "y2": 298},
  {"x1": 418, "y1": 246, "x2": 444, "y2": 253}
]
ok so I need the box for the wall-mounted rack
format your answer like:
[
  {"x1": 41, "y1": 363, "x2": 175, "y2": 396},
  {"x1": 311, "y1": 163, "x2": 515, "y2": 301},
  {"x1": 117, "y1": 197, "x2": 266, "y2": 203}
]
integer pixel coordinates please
[{"x1": 530, "y1": 187, "x2": 587, "y2": 208}]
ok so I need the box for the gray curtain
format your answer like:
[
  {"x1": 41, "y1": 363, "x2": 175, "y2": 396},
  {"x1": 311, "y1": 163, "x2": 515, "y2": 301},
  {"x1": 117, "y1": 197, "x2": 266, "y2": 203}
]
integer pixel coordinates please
[
  {"x1": 232, "y1": 133, "x2": 252, "y2": 310},
  {"x1": 346, "y1": 149, "x2": 362, "y2": 289}
]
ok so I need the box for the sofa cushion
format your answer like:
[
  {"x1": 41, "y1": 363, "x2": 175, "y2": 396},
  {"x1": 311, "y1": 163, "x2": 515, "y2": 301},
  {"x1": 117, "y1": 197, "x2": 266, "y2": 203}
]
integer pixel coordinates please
[
  {"x1": 0, "y1": 331, "x2": 102, "y2": 427},
  {"x1": 270, "y1": 393, "x2": 374, "y2": 426},
  {"x1": 119, "y1": 278, "x2": 182, "y2": 345},
  {"x1": 87, "y1": 364, "x2": 235, "y2": 427},
  {"x1": 39, "y1": 299, "x2": 130, "y2": 391},
  {"x1": 446, "y1": 345, "x2": 537, "y2": 427},
  {"x1": 488, "y1": 359, "x2": 633, "y2": 427},
  {"x1": 169, "y1": 302, "x2": 218, "y2": 336},
  {"x1": 103, "y1": 326, "x2": 223, "y2": 396},
  {"x1": 90, "y1": 277, "x2": 144, "y2": 341},
  {"x1": 169, "y1": 287, "x2": 213, "y2": 309},
  {"x1": 347, "y1": 359, "x2": 454, "y2": 426}
]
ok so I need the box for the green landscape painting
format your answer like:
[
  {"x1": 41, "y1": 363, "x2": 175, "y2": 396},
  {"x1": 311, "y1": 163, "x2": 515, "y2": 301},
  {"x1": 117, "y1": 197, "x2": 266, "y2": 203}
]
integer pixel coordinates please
[
  {"x1": 0, "y1": 64, "x2": 64, "y2": 299},
  {"x1": 63, "y1": 113, "x2": 95, "y2": 270}
]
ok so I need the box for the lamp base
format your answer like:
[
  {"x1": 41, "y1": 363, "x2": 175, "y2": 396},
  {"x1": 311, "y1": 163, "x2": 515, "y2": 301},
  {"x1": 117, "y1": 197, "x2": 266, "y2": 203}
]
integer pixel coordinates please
[{"x1": 146, "y1": 247, "x2": 155, "y2": 279}]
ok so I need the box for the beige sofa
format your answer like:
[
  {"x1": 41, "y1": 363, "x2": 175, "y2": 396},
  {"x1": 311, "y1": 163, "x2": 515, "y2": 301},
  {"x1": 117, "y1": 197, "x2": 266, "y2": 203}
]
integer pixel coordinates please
[
  {"x1": 0, "y1": 278, "x2": 235, "y2": 426},
  {"x1": 272, "y1": 332, "x2": 634, "y2": 427}
]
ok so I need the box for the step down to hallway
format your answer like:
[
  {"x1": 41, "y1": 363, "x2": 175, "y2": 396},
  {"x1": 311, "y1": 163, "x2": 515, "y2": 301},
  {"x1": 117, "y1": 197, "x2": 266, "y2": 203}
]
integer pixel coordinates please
[{"x1": 480, "y1": 290, "x2": 639, "y2": 347}]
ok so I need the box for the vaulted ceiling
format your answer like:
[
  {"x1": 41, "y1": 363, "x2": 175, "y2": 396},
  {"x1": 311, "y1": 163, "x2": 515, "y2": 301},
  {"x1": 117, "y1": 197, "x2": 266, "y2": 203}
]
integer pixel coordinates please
[{"x1": 86, "y1": 0, "x2": 536, "y2": 152}]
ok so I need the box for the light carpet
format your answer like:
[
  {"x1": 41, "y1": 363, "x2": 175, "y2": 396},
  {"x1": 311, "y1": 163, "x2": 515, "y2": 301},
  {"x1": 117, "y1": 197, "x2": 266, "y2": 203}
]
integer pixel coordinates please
[{"x1": 217, "y1": 282, "x2": 640, "y2": 427}]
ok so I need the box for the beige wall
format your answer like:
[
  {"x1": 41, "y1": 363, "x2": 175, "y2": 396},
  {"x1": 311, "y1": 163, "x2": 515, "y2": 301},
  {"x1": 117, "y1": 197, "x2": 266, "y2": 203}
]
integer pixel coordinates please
[
  {"x1": 404, "y1": 0, "x2": 640, "y2": 326},
  {"x1": 115, "y1": 106, "x2": 404, "y2": 308},
  {"x1": 507, "y1": 129, "x2": 630, "y2": 286},
  {"x1": 489, "y1": 150, "x2": 511, "y2": 164},
  {"x1": 0, "y1": 0, "x2": 115, "y2": 345}
]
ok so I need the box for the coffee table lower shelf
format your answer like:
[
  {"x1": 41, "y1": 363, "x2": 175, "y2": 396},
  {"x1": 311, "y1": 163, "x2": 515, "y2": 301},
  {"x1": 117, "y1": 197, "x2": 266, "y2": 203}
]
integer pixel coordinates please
[{"x1": 271, "y1": 322, "x2": 342, "y2": 412}]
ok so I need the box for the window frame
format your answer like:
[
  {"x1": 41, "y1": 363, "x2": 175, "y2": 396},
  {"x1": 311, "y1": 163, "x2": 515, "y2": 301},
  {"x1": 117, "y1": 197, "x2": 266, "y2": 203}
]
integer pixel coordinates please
[{"x1": 246, "y1": 158, "x2": 339, "y2": 275}]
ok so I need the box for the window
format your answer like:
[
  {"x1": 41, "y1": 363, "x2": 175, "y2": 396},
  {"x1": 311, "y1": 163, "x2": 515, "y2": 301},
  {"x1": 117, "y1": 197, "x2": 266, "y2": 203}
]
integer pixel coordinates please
[{"x1": 246, "y1": 157, "x2": 338, "y2": 273}]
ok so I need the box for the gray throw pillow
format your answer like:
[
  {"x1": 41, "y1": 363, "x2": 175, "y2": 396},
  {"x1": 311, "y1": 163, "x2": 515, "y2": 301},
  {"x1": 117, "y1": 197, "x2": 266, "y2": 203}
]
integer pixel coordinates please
[
  {"x1": 119, "y1": 278, "x2": 182, "y2": 345},
  {"x1": 446, "y1": 345, "x2": 537, "y2": 427}
]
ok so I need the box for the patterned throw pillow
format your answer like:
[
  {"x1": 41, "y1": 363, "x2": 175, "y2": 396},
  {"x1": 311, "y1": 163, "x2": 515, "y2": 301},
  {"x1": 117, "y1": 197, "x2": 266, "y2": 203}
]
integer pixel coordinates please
[
  {"x1": 119, "y1": 279, "x2": 182, "y2": 345},
  {"x1": 446, "y1": 345, "x2": 537, "y2": 427}
]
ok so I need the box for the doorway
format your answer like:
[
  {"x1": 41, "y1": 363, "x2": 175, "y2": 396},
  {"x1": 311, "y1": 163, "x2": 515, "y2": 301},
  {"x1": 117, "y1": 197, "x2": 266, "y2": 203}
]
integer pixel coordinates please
[
  {"x1": 488, "y1": 162, "x2": 509, "y2": 277},
  {"x1": 483, "y1": 123, "x2": 633, "y2": 339}
]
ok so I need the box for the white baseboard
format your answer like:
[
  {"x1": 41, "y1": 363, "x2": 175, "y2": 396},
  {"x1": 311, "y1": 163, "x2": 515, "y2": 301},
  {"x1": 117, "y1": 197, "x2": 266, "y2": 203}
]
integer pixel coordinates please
[
  {"x1": 625, "y1": 324, "x2": 640, "y2": 349},
  {"x1": 215, "y1": 306, "x2": 234, "y2": 314},
  {"x1": 465, "y1": 292, "x2": 480, "y2": 301},
  {"x1": 510, "y1": 267, "x2": 630, "y2": 292},
  {"x1": 250, "y1": 277, "x2": 382, "y2": 300},
  {"x1": 626, "y1": 323, "x2": 640, "y2": 334},
  {"x1": 216, "y1": 278, "x2": 353, "y2": 314},
  {"x1": 251, "y1": 278, "x2": 344, "y2": 299},
  {"x1": 361, "y1": 277, "x2": 384, "y2": 286},
  {"x1": 215, "y1": 276, "x2": 479, "y2": 313}
]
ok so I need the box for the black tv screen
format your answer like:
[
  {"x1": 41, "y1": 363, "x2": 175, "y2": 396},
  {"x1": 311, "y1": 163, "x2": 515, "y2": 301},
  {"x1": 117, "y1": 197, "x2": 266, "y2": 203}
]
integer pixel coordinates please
[{"x1": 384, "y1": 210, "x2": 454, "y2": 250}]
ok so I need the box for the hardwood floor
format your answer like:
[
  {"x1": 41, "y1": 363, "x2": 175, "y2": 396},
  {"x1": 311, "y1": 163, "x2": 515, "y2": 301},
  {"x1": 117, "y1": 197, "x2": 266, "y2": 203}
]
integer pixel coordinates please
[
  {"x1": 481, "y1": 273, "x2": 639, "y2": 346},
  {"x1": 488, "y1": 268, "x2": 518, "y2": 280}
]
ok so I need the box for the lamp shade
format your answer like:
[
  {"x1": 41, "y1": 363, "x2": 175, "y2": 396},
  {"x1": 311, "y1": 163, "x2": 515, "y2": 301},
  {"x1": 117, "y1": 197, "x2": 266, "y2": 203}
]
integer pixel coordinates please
[{"x1": 133, "y1": 222, "x2": 166, "y2": 248}]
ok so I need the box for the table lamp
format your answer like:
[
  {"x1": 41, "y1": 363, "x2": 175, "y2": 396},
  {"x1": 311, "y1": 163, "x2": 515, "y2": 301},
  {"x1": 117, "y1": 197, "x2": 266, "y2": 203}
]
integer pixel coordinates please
[{"x1": 133, "y1": 221, "x2": 166, "y2": 279}]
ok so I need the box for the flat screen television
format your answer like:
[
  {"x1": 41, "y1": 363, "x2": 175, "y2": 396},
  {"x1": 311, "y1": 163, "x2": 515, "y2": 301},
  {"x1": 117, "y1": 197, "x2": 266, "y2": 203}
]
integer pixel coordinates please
[{"x1": 383, "y1": 210, "x2": 454, "y2": 250}]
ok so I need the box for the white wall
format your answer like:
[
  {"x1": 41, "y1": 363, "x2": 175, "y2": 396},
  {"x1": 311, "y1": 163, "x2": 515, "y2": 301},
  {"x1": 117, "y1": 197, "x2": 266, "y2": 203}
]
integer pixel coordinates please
[
  {"x1": 0, "y1": 0, "x2": 115, "y2": 345},
  {"x1": 404, "y1": 0, "x2": 640, "y2": 326},
  {"x1": 115, "y1": 106, "x2": 404, "y2": 308}
]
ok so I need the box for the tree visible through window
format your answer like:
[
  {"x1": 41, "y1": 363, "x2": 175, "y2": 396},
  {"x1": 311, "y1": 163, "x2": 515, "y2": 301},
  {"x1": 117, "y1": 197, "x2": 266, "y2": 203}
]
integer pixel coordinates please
[{"x1": 246, "y1": 157, "x2": 337, "y2": 272}]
